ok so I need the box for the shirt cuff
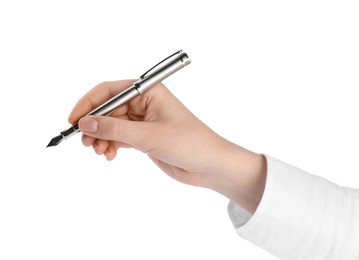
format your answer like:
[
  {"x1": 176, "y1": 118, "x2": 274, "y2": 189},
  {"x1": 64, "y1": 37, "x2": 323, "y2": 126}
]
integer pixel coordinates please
[{"x1": 227, "y1": 155, "x2": 359, "y2": 259}]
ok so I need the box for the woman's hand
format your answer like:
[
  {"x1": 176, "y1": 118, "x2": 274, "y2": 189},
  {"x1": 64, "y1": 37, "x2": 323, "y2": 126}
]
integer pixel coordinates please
[{"x1": 68, "y1": 80, "x2": 266, "y2": 213}]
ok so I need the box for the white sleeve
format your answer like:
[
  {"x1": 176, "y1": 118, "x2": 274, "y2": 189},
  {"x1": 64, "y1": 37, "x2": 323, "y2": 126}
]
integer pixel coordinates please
[{"x1": 227, "y1": 155, "x2": 359, "y2": 260}]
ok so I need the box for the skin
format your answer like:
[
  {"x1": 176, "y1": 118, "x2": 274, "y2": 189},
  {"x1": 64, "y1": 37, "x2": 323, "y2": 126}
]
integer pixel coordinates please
[{"x1": 68, "y1": 80, "x2": 267, "y2": 214}]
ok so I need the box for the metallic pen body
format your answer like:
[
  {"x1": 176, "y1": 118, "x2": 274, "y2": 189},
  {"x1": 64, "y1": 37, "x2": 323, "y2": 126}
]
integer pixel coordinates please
[{"x1": 47, "y1": 50, "x2": 190, "y2": 147}]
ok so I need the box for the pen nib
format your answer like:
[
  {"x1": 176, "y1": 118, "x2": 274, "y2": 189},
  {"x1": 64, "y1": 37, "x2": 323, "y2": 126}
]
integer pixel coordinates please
[{"x1": 46, "y1": 134, "x2": 64, "y2": 147}]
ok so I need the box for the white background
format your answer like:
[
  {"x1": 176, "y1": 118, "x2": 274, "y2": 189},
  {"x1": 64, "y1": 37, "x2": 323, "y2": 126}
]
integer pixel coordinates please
[{"x1": 0, "y1": 1, "x2": 358, "y2": 259}]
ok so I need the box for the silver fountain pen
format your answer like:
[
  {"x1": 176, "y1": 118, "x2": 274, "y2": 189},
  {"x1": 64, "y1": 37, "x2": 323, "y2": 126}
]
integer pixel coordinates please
[{"x1": 47, "y1": 50, "x2": 191, "y2": 147}]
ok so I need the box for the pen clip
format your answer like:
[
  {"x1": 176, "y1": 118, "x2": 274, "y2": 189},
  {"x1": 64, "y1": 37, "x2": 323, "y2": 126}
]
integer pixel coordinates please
[{"x1": 140, "y1": 50, "x2": 183, "y2": 79}]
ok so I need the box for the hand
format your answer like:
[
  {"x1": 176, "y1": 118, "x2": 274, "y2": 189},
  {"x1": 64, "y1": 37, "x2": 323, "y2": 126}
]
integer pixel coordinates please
[{"x1": 68, "y1": 80, "x2": 266, "y2": 213}]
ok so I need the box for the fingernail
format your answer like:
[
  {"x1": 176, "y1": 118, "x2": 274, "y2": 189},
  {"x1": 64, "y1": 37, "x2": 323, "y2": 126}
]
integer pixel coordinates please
[{"x1": 81, "y1": 117, "x2": 98, "y2": 132}]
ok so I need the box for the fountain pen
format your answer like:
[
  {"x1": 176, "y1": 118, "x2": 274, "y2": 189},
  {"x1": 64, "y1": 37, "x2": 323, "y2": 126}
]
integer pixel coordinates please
[{"x1": 47, "y1": 50, "x2": 191, "y2": 147}]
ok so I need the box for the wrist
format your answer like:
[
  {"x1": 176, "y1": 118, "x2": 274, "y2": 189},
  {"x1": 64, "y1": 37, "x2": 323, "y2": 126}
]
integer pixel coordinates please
[{"x1": 205, "y1": 141, "x2": 267, "y2": 214}]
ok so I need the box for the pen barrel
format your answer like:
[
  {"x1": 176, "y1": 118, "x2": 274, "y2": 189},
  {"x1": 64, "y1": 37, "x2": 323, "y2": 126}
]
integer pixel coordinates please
[
  {"x1": 136, "y1": 52, "x2": 191, "y2": 94},
  {"x1": 88, "y1": 86, "x2": 140, "y2": 116},
  {"x1": 57, "y1": 51, "x2": 190, "y2": 144},
  {"x1": 88, "y1": 51, "x2": 190, "y2": 117}
]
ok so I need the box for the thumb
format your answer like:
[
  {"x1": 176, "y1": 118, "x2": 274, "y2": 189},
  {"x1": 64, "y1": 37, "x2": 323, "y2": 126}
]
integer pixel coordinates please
[{"x1": 78, "y1": 116, "x2": 152, "y2": 150}]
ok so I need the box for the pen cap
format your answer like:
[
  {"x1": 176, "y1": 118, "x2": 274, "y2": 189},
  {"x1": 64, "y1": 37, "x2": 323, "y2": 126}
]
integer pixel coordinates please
[{"x1": 136, "y1": 51, "x2": 191, "y2": 94}]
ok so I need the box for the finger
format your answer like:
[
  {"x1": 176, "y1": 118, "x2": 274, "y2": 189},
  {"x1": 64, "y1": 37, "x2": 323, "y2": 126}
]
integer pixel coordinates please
[
  {"x1": 93, "y1": 139, "x2": 109, "y2": 155},
  {"x1": 105, "y1": 142, "x2": 117, "y2": 161},
  {"x1": 68, "y1": 79, "x2": 136, "y2": 124},
  {"x1": 78, "y1": 115, "x2": 153, "y2": 151},
  {"x1": 82, "y1": 134, "x2": 95, "y2": 147}
]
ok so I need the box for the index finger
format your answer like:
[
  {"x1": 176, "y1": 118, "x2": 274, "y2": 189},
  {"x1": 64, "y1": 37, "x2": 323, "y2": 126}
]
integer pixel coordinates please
[{"x1": 68, "y1": 79, "x2": 136, "y2": 124}]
